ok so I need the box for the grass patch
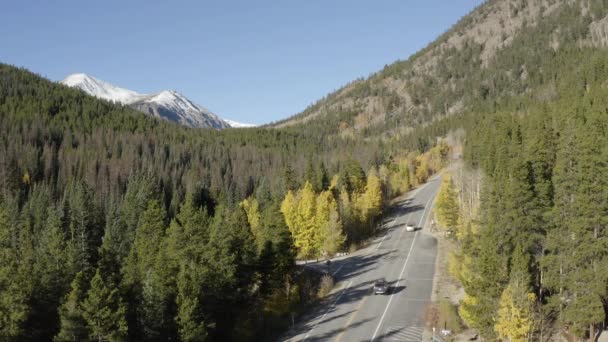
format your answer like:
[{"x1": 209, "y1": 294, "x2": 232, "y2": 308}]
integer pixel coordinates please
[{"x1": 426, "y1": 300, "x2": 465, "y2": 334}]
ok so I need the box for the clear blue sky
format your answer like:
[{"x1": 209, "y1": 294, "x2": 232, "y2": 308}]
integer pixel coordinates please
[{"x1": 1, "y1": 1, "x2": 483, "y2": 125}]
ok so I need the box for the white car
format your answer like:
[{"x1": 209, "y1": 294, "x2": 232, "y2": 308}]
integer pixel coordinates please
[{"x1": 405, "y1": 224, "x2": 416, "y2": 232}]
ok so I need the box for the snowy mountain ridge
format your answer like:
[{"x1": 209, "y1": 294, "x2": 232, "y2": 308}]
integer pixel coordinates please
[
  {"x1": 62, "y1": 73, "x2": 145, "y2": 104},
  {"x1": 61, "y1": 73, "x2": 254, "y2": 129}
]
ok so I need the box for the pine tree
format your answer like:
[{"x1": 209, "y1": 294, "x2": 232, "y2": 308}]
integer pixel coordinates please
[
  {"x1": 281, "y1": 164, "x2": 298, "y2": 193},
  {"x1": 175, "y1": 263, "x2": 207, "y2": 342},
  {"x1": 55, "y1": 272, "x2": 90, "y2": 342},
  {"x1": 560, "y1": 112, "x2": 607, "y2": 337},
  {"x1": 82, "y1": 269, "x2": 128, "y2": 342},
  {"x1": 32, "y1": 205, "x2": 72, "y2": 339},
  {"x1": 166, "y1": 195, "x2": 212, "y2": 341},
  {"x1": 459, "y1": 226, "x2": 508, "y2": 338},
  {"x1": 0, "y1": 201, "x2": 31, "y2": 340},
  {"x1": 123, "y1": 200, "x2": 167, "y2": 287},
  {"x1": 120, "y1": 173, "x2": 160, "y2": 260},
  {"x1": 122, "y1": 199, "x2": 169, "y2": 339},
  {"x1": 64, "y1": 181, "x2": 101, "y2": 270},
  {"x1": 340, "y1": 159, "x2": 366, "y2": 194},
  {"x1": 101, "y1": 199, "x2": 129, "y2": 263}
]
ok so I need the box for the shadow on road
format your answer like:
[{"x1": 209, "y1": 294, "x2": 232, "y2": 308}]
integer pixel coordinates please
[
  {"x1": 314, "y1": 310, "x2": 356, "y2": 327},
  {"x1": 334, "y1": 251, "x2": 392, "y2": 281},
  {"x1": 387, "y1": 285, "x2": 406, "y2": 295},
  {"x1": 305, "y1": 317, "x2": 374, "y2": 342}
]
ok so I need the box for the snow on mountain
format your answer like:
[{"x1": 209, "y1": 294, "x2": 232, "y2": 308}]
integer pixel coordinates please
[
  {"x1": 224, "y1": 119, "x2": 256, "y2": 128},
  {"x1": 61, "y1": 73, "x2": 238, "y2": 129},
  {"x1": 132, "y1": 90, "x2": 229, "y2": 129},
  {"x1": 61, "y1": 73, "x2": 145, "y2": 104}
]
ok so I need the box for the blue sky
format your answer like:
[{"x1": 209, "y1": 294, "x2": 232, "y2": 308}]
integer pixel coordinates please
[{"x1": 1, "y1": 1, "x2": 483, "y2": 125}]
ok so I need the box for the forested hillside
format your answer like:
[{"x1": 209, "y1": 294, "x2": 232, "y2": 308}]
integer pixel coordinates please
[
  {"x1": 3, "y1": 0, "x2": 608, "y2": 340},
  {"x1": 0, "y1": 64, "x2": 447, "y2": 341},
  {"x1": 275, "y1": 0, "x2": 608, "y2": 144},
  {"x1": 423, "y1": 1, "x2": 608, "y2": 340}
]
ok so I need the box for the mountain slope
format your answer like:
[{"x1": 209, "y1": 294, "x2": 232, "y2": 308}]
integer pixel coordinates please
[
  {"x1": 274, "y1": 0, "x2": 608, "y2": 140},
  {"x1": 131, "y1": 90, "x2": 229, "y2": 129},
  {"x1": 61, "y1": 73, "x2": 253, "y2": 129},
  {"x1": 62, "y1": 73, "x2": 146, "y2": 104}
]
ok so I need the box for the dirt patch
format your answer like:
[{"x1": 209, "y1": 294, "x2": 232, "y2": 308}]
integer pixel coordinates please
[{"x1": 429, "y1": 230, "x2": 465, "y2": 305}]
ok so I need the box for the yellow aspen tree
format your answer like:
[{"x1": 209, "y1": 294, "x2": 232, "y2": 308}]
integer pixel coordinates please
[
  {"x1": 329, "y1": 174, "x2": 339, "y2": 191},
  {"x1": 363, "y1": 169, "x2": 383, "y2": 221},
  {"x1": 316, "y1": 191, "x2": 344, "y2": 256},
  {"x1": 458, "y1": 294, "x2": 480, "y2": 329},
  {"x1": 494, "y1": 285, "x2": 536, "y2": 342},
  {"x1": 320, "y1": 208, "x2": 345, "y2": 256},
  {"x1": 280, "y1": 190, "x2": 298, "y2": 242},
  {"x1": 435, "y1": 174, "x2": 460, "y2": 233},
  {"x1": 296, "y1": 182, "x2": 317, "y2": 258},
  {"x1": 415, "y1": 154, "x2": 430, "y2": 185},
  {"x1": 240, "y1": 197, "x2": 262, "y2": 246},
  {"x1": 315, "y1": 191, "x2": 333, "y2": 232}
]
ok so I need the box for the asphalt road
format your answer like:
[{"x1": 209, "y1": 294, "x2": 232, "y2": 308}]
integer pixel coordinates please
[{"x1": 283, "y1": 175, "x2": 441, "y2": 342}]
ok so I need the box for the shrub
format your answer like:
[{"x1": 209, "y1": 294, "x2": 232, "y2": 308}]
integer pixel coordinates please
[{"x1": 317, "y1": 274, "x2": 335, "y2": 298}]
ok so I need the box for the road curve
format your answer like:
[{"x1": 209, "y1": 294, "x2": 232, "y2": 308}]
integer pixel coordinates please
[{"x1": 282, "y1": 175, "x2": 441, "y2": 342}]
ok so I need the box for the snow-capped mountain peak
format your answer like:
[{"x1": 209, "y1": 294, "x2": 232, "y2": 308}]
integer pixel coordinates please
[
  {"x1": 135, "y1": 89, "x2": 229, "y2": 129},
  {"x1": 145, "y1": 90, "x2": 200, "y2": 113},
  {"x1": 62, "y1": 73, "x2": 144, "y2": 104},
  {"x1": 224, "y1": 119, "x2": 256, "y2": 128},
  {"x1": 60, "y1": 73, "x2": 252, "y2": 129}
]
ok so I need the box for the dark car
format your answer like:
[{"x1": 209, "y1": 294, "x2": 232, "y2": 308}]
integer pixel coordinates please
[{"x1": 373, "y1": 278, "x2": 389, "y2": 295}]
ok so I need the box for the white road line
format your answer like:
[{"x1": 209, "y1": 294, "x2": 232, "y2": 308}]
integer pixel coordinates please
[
  {"x1": 331, "y1": 262, "x2": 347, "y2": 276},
  {"x1": 302, "y1": 280, "x2": 353, "y2": 341},
  {"x1": 371, "y1": 193, "x2": 435, "y2": 342},
  {"x1": 375, "y1": 233, "x2": 388, "y2": 251},
  {"x1": 371, "y1": 231, "x2": 418, "y2": 342}
]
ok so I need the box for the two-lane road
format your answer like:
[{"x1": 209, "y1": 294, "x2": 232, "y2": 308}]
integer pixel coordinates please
[{"x1": 283, "y1": 176, "x2": 441, "y2": 342}]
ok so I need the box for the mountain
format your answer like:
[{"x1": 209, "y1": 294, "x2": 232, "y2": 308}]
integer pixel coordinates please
[
  {"x1": 273, "y1": 0, "x2": 608, "y2": 142},
  {"x1": 61, "y1": 73, "x2": 146, "y2": 104},
  {"x1": 223, "y1": 119, "x2": 256, "y2": 128},
  {"x1": 129, "y1": 89, "x2": 229, "y2": 129},
  {"x1": 61, "y1": 73, "x2": 253, "y2": 129}
]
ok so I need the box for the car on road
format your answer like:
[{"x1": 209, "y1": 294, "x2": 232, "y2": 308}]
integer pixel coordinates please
[
  {"x1": 373, "y1": 278, "x2": 389, "y2": 295},
  {"x1": 405, "y1": 223, "x2": 416, "y2": 232}
]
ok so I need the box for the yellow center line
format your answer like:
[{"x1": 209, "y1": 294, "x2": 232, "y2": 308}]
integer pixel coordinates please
[{"x1": 334, "y1": 295, "x2": 369, "y2": 342}]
